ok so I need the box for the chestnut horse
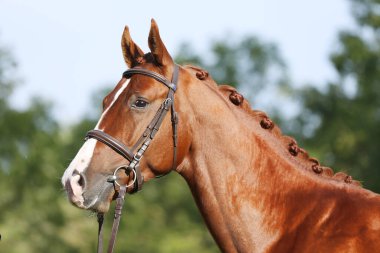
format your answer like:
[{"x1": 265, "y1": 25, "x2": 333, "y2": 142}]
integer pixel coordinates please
[{"x1": 62, "y1": 20, "x2": 380, "y2": 252}]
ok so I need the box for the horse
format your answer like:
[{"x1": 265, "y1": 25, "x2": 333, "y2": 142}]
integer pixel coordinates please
[{"x1": 61, "y1": 19, "x2": 380, "y2": 253}]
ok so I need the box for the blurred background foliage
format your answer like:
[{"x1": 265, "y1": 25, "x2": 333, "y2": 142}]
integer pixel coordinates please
[{"x1": 1, "y1": 0, "x2": 380, "y2": 252}]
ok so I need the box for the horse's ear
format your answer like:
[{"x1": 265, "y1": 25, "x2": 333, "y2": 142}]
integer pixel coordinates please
[
  {"x1": 148, "y1": 19, "x2": 174, "y2": 70},
  {"x1": 121, "y1": 26, "x2": 144, "y2": 68}
]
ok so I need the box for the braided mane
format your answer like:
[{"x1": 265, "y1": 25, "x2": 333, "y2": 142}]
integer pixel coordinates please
[{"x1": 184, "y1": 65, "x2": 361, "y2": 187}]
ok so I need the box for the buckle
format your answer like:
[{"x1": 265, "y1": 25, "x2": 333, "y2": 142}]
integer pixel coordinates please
[
  {"x1": 164, "y1": 98, "x2": 172, "y2": 109},
  {"x1": 133, "y1": 153, "x2": 142, "y2": 162}
]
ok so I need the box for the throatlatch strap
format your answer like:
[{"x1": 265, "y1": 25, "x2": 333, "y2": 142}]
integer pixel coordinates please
[{"x1": 170, "y1": 65, "x2": 179, "y2": 171}]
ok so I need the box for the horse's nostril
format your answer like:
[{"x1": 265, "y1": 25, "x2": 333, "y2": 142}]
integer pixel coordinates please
[
  {"x1": 72, "y1": 170, "x2": 86, "y2": 189},
  {"x1": 78, "y1": 174, "x2": 85, "y2": 187}
]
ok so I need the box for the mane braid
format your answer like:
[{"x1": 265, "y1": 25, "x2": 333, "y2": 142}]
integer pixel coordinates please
[{"x1": 185, "y1": 65, "x2": 361, "y2": 187}]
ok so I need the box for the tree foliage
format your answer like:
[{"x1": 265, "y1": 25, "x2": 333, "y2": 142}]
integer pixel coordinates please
[
  {"x1": 176, "y1": 36, "x2": 289, "y2": 109},
  {"x1": 0, "y1": 45, "x2": 78, "y2": 252},
  {"x1": 292, "y1": 0, "x2": 380, "y2": 191}
]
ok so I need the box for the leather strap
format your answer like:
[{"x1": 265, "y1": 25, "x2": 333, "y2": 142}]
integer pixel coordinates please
[
  {"x1": 97, "y1": 213, "x2": 104, "y2": 253},
  {"x1": 170, "y1": 67, "x2": 179, "y2": 170},
  {"x1": 123, "y1": 68, "x2": 177, "y2": 91},
  {"x1": 131, "y1": 93, "x2": 174, "y2": 153},
  {"x1": 97, "y1": 186, "x2": 127, "y2": 253},
  {"x1": 107, "y1": 186, "x2": 126, "y2": 253},
  {"x1": 86, "y1": 130, "x2": 134, "y2": 162}
]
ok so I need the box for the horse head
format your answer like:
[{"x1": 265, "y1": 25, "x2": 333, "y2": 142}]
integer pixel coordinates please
[{"x1": 61, "y1": 20, "x2": 192, "y2": 213}]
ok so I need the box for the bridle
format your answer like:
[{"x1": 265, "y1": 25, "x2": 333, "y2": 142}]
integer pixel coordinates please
[{"x1": 85, "y1": 64, "x2": 180, "y2": 253}]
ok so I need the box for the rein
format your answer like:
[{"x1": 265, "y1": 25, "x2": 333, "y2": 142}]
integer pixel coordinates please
[{"x1": 85, "y1": 65, "x2": 180, "y2": 253}]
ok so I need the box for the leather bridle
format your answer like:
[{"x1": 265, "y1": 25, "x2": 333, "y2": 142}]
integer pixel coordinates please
[{"x1": 85, "y1": 64, "x2": 180, "y2": 253}]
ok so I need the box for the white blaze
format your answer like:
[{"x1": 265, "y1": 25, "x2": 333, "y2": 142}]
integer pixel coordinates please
[
  {"x1": 61, "y1": 139, "x2": 97, "y2": 186},
  {"x1": 61, "y1": 80, "x2": 130, "y2": 186},
  {"x1": 95, "y1": 80, "x2": 130, "y2": 130}
]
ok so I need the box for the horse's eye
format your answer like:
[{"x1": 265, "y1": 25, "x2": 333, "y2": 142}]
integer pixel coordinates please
[{"x1": 133, "y1": 99, "x2": 148, "y2": 108}]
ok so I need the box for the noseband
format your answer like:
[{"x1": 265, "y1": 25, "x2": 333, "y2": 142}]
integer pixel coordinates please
[{"x1": 85, "y1": 65, "x2": 180, "y2": 253}]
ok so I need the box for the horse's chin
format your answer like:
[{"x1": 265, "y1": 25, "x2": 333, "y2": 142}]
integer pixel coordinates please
[
  {"x1": 90, "y1": 199, "x2": 112, "y2": 213},
  {"x1": 83, "y1": 184, "x2": 116, "y2": 213}
]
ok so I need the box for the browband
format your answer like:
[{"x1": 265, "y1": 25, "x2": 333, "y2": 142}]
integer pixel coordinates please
[{"x1": 123, "y1": 68, "x2": 177, "y2": 91}]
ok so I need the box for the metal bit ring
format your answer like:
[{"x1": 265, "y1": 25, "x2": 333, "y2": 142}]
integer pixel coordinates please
[{"x1": 111, "y1": 165, "x2": 137, "y2": 188}]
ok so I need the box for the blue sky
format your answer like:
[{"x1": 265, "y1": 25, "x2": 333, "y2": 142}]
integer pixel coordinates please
[{"x1": 0, "y1": 0, "x2": 353, "y2": 123}]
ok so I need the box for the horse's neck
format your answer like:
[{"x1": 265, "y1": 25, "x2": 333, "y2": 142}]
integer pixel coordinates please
[
  {"x1": 178, "y1": 92, "x2": 329, "y2": 252},
  {"x1": 174, "y1": 77, "x2": 380, "y2": 253}
]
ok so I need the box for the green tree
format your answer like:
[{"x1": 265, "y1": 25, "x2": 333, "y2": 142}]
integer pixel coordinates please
[
  {"x1": 0, "y1": 43, "x2": 83, "y2": 252},
  {"x1": 292, "y1": 0, "x2": 380, "y2": 191},
  {"x1": 175, "y1": 36, "x2": 290, "y2": 116}
]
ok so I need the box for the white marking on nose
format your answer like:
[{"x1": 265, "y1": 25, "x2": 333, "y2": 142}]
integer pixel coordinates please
[
  {"x1": 61, "y1": 79, "x2": 130, "y2": 188},
  {"x1": 68, "y1": 174, "x2": 85, "y2": 205},
  {"x1": 61, "y1": 139, "x2": 97, "y2": 186},
  {"x1": 95, "y1": 79, "x2": 130, "y2": 130}
]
